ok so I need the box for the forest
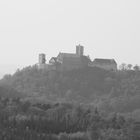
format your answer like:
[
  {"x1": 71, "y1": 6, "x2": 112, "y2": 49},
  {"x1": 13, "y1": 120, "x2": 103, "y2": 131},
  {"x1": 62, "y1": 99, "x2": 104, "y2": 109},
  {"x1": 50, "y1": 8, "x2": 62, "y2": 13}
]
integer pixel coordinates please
[
  {"x1": 0, "y1": 97, "x2": 138, "y2": 140},
  {"x1": 0, "y1": 64, "x2": 140, "y2": 139}
]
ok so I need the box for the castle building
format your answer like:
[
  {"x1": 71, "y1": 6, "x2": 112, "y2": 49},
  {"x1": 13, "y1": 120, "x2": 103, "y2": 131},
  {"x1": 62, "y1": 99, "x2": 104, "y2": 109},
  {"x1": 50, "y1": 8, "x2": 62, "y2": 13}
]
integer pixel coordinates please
[
  {"x1": 89, "y1": 58, "x2": 117, "y2": 71},
  {"x1": 37, "y1": 45, "x2": 117, "y2": 72},
  {"x1": 49, "y1": 45, "x2": 90, "y2": 71}
]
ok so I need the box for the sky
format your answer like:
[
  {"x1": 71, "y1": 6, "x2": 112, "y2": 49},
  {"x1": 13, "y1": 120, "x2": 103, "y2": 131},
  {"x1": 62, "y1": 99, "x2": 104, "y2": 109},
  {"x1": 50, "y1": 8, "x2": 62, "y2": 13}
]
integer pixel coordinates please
[{"x1": 0, "y1": 0, "x2": 140, "y2": 78}]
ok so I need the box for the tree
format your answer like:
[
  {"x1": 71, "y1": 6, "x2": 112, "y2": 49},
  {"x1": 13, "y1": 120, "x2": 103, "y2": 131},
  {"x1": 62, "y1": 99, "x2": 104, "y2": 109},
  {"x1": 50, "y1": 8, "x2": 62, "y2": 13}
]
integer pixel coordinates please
[
  {"x1": 133, "y1": 65, "x2": 140, "y2": 71},
  {"x1": 20, "y1": 101, "x2": 31, "y2": 113},
  {"x1": 127, "y1": 64, "x2": 133, "y2": 70},
  {"x1": 119, "y1": 63, "x2": 127, "y2": 71}
]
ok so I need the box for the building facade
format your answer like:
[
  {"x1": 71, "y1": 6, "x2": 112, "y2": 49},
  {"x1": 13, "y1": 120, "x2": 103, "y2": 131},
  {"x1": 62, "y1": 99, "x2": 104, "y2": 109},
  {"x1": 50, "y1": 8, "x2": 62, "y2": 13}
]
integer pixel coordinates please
[{"x1": 89, "y1": 58, "x2": 117, "y2": 71}]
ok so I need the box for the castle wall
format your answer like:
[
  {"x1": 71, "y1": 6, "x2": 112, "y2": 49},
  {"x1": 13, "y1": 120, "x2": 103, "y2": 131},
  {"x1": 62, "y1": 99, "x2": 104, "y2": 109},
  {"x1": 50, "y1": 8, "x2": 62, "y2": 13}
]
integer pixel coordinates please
[
  {"x1": 38, "y1": 64, "x2": 49, "y2": 70},
  {"x1": 38, "y1": 64, "x2": 57, "y2": 71},
  {"x1": 89, "y1": 63, "x2": 117, "y2": 71},
  {"x1": 60, "y1": 57, "x2": 83, "y2": 71}
]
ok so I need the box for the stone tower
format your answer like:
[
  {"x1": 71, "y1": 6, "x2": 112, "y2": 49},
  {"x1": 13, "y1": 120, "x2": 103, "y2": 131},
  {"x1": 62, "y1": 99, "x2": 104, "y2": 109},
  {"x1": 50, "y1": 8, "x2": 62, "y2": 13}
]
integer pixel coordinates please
[
  {"x1": 76, "y1": 44, "x2": 84, "y2": 56},
  {"x1": 39, "y1": 53, "x2": 46, "y2": 64}
]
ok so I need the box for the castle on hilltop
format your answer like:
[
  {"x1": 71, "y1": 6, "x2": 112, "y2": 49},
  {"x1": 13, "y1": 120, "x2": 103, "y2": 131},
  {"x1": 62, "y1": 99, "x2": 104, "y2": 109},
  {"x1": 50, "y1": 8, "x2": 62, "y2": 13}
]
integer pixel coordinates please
[{"x1": 37, "y1": 45, "x2": 117, "y2": 72}]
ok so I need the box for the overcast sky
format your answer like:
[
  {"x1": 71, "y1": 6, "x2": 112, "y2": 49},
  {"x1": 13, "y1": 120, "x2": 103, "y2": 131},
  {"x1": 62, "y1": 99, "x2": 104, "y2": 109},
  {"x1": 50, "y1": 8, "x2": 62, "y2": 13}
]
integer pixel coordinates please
[{"x1": 0, "y1": 0, "x2": 140, "y2": 77}]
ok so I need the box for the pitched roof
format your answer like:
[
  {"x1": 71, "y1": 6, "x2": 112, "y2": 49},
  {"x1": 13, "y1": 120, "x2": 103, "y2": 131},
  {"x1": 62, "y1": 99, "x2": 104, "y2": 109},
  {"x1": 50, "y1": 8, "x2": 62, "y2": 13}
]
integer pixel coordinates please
[
  {"x1": 93, "y1": 59, "x2": 117, "y2": 64},
  {"x1": 50, "y1": 57, "x2": 57, "y2": 61},
  {"x1": 49, "y1": 57, "x2": 57, "y2": 63},
  {"x1": 58, "y1": 53, "x2": 80, "y2": 58}
]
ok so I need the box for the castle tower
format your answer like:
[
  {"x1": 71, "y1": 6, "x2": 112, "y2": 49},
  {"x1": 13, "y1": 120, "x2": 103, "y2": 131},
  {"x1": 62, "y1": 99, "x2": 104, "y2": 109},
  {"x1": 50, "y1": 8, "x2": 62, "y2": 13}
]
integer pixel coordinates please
[
  {"x1": 39, "y1": 53, "x2": 46, "y2": 64},
  {"x1": 76, "y1": 44, "x2": 84, "y2": 56}
]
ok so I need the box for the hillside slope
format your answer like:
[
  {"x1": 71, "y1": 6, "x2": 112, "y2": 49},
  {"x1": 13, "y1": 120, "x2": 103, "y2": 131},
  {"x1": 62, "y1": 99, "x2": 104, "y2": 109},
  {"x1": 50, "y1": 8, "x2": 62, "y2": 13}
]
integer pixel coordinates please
[{"x1": 0, "y1": 66, "x2": 140, "y2": 113}]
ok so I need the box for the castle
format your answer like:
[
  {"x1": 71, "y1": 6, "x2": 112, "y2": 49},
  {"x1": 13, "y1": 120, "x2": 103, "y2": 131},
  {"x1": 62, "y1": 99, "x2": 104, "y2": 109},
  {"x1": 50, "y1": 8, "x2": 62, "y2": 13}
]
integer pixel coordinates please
[{"x1": 37, "y1": 45, "x2": 117, "y2": 72}]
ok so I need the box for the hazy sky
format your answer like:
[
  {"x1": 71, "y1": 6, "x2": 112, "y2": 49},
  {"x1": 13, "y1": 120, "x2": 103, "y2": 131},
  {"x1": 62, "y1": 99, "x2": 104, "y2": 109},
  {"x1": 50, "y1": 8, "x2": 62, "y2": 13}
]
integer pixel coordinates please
[{"x1": 0, "y1": 0, "x2": 140, "y2": 77}]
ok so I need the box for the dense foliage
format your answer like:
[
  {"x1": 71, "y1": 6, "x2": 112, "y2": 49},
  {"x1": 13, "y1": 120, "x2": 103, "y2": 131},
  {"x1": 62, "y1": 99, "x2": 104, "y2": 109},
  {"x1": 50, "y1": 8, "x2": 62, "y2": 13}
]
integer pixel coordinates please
[
  {"x1": 1, "y1": 66, "x2": 140, "y2": 114},
  {"x1": 0, "y1": 66, "x2": 140, "y2": 139},
  {"x1": 0, "y1": 98, "x2": 138, "y2": 140}
]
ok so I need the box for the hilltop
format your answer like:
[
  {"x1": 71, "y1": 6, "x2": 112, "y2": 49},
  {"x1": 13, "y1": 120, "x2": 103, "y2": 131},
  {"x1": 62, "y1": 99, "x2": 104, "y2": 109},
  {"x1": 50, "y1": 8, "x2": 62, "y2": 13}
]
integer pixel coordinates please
[
  {"x1": 0, "y1": 65, "x2": 140, "y2": 115},
  {"x1": 0, "y1": 66, "x2": 115, "y2": 97}
]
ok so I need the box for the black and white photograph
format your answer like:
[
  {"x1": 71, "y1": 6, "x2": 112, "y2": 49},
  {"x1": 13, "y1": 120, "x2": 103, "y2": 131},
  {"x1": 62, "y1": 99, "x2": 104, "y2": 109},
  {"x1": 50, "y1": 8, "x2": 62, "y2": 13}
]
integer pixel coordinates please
[{"x1": 0, "y1": 0, "x2": 140, "y2": 139}]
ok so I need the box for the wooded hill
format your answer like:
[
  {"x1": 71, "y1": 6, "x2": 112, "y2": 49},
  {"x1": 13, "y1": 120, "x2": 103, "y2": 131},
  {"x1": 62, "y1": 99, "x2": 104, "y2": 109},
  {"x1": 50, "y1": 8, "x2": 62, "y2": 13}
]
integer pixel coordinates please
[{"x1": 0, "y1": 66, "x2": 140, "y2": 115}]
